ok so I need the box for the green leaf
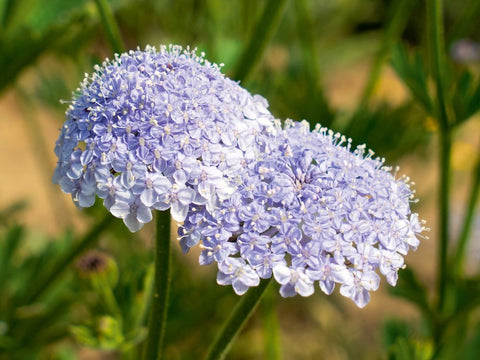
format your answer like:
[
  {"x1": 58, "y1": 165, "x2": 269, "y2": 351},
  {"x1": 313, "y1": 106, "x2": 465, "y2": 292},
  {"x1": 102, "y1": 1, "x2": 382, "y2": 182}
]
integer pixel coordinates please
[
  {"x1": 3, "y1": 0, "x2": 89, "y2": 34},
  {"x1": 448, "y1": 276, "x2": 480, "y2": 317},
  {"x1": 383, "y1": 319, "x2": 433, "y2": 360},
  {"x1": 450, "y1": 69, "x2": 480, "y2": 125},
  {"x1": 0, "y1": 225, "x2": 23, "y2": 285},
  {"x1": 456, "y1": 323, "x2": 480, "y2": 360},
  {"x1": 343, "y1": 101, "x2": 432, "y2": 161},
  {"x1": 386, "y1": 337, "x2": 434, "y2": 360},
  {"x1": 390, "y1": 44, "x2": 435, "y2": 115},
  {"x1": 15, "y1": 293, "x2": 75, "y2": 348},
  {"x1": 70, "y1": 315, "x2": 125, "y2": 351},
  {"x1": 465, "y1": 82, "x2": 480, "y2": 120},
  {"x1": 382, "y1": 318, "x2": 412, "y2": 350},
  {"x1": 0, "y1": 0, "x2": 125, "y2": 93}
]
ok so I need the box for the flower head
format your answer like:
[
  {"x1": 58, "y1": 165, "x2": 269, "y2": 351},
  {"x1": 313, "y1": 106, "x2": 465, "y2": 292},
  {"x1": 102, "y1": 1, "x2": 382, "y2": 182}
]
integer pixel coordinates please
[
  {"x1": 179, "y1": 120, "x2": 426, "y2": 307},
  {"x1": 53, "y1": 45, "x2": 275, "y2": 231}
]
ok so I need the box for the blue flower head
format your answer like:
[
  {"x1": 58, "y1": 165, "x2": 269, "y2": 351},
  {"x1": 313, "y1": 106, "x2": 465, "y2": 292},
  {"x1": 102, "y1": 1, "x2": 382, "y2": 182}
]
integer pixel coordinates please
[
  {"x1": 179, "y1": 120, "x2": 426, "y2": 308},
  {"x1": 53, "y1": 45, "x2": 275, "y2": 231}
]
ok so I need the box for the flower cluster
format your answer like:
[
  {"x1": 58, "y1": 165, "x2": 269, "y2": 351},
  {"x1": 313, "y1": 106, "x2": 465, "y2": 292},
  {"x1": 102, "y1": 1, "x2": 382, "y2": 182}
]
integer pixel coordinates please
[
  {"x1": 53, "y1": 45, "x2": 275, "y2": 231},
  {"x1": 54, "y1": 44, "x2": 425, "y2": 307},
  {"x1": 179, "y1": 120, "x2": 425, "y2": 307}
]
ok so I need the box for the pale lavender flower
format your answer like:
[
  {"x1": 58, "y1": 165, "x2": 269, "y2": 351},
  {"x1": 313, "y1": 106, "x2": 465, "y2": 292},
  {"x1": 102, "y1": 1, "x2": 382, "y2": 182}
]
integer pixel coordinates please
[
  {"x1": 179, "y1": 120, "x2": 426, "y2": 307},
  {"x1": 53, "y1": 45, "x2": 275, "y2": 231},
  {"x1": 450, "y1": 39, "x2": 480, "y2": 64},
  {"x1": 217, "y1": 257, "x2": 260, "y2": 295}
]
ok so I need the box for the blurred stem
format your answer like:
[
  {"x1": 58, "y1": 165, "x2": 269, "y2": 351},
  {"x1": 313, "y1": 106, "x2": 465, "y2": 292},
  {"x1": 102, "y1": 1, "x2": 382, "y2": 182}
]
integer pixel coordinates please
[
  {"x1": 233, "y1": 0, "x2": 287, "y2": 83},
  {"x1": 294, "y1": 0, "x2": 332, "y2": 125},
  {"x1": 427, "y1": 0, "x2": 449, "y2": 130},
  {"x1": 427, "y1": 0, "x2": 451, "y2": 316},
  {"x1": 448, "y1": 0, "x2": 480, "y2": 43},
  {"x1": 0, "y1": 0, "x2": 13, "y2": 28},
  {"x1": 143, "y1": 210, "x2": 171, "y2": 360},
  {"x1": 204, "y1": 278, "x2": 272, "y2": 360},
  {"x1": 94, "y1": 277, "x2": 122, "y2": 317},
  {"x1": 453, "y1": 143, "x2": 480, "y2": 276},
  {"x1": 344, "y1": 0, "x2": 415, "y2": 131},
  {"x1": 135, "y1": 264, "x2": 155, "y2": 329},
  {"x1": 437, "y1": 129, "x2": 451, "y2": 315},
  {"x1": 261, "y1": 284, "x2": 281, "y2": 360},
  {"x1": 358, "y1": 0, "x2": 415, "y2": 108},
  {"x1": 94, "y1": 0, "x2": 125, "y2": 54},
  {"x1": 22, "y1": 214, "x2": 113, "y2": 305}
]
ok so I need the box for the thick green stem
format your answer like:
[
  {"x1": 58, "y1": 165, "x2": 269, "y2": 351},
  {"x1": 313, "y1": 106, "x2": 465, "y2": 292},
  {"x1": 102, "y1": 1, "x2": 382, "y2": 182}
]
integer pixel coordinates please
[
  {"x1": 233, "y1": 0, "x2": 287, "y2": 83},
  {"x1": 427, "y1": 0, "x2": 451, "y2": 315},
  {"x1": 204, "y1": 278, "x2": 272, "y2": 360},
  {"x1": 143, "y1": 210, "x2": 171, "y2": 360},
  {"x1": 453, "y1": 144, "x2": 480, "y2": 276},
  {"x1": 94, "y1": 0, "x2": 125, "y2": 54},
  {"x1": 261, "y1": 283, "x2": 281, "y2": 360}
]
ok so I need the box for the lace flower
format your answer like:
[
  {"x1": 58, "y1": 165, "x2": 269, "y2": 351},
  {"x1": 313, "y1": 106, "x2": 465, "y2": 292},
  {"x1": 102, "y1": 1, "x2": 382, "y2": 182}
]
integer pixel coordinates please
[
  {"x1": 53, "y1": 45, "x2": 275, "y2": 231},
  {"x1": 179, "y1": 120, "x2": 426, "y2": 307}
]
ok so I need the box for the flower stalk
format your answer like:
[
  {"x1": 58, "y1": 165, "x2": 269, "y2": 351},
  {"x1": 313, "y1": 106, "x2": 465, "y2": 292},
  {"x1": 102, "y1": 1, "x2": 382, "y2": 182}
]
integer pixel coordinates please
[
  {"x1": 261, "y1": 284, "x2": 281, "y2": 360},
  {"x1": 233, "y1": 0, "x2": 287, "y2": 83},
  {"x1": 437, "y1": 128, "x2": 451, "y2": 315},
  {"x1": 94, "y1": 0, "x2": 125, "y2": 54},
  {"x1": 356, "y1": 0, "x2": 415, "y2": 109},
  {"x1": 427, "y1": 0, "x2": 451, "y2": 314},
  {"x1": 204, "y1": 278, "x2": 272, "y2": 360},
  {"x1": 143, "y1": 210, "x2": 171, "y2": 360}
]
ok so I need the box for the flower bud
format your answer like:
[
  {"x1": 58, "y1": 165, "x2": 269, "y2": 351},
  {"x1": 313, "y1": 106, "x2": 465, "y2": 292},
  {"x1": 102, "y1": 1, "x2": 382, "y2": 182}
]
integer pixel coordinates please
[{"x1": 75, "y1": 250, "x2": 119, "y2": 289}]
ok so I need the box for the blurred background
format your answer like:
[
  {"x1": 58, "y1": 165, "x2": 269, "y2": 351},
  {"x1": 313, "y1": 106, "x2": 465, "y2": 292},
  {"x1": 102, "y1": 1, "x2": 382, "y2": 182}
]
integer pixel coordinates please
[{"x1": 0, "y1": 0, "x2": 479, "y2": 359}]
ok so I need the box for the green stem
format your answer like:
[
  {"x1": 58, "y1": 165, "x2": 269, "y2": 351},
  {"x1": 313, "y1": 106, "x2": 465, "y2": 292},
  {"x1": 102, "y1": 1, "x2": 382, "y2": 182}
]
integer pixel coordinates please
[
  {"x1": 448, "y1": 0, "x2": 480, "y2": 43},
  {"x1": 204, "y1": 278, "x2": 272, "y2": 360},
  {"x1": 427, "y1": 0, "x2": 449, "y2": 130},
  {"x1": 23, "y1": 214, "x2": 113, "y2": 305},
  {"x1": 294, "y1": 0, "x2": 332, "y2": 126},
  {"x1": 261, "y1": 283, "x2": 281, "y2": 360},
  {"x1": 143, "y1": 210, "x2": 171, "y2": 360},
  {"x1": 94, "y1": 0, "x2": 125, "y2": 54},
  {"x1": 427, "y1": 0, "x2": 451, "y2": 314},
  {"x1": 453, "y1": 143, "x2": 480, "y2": 276},
  {"x1": 437, "y1": 129, "x2": 451, "y2": 314},
  {"x1": 135, "y1": 264, "x2": 155, "y2": 330},
  {"x1": 95, "y1": 277, "x2": 123, "y2": 317},
  {"x1": 360, "y1": 0, "x2": 415, "y2": 107},
  {"x1": 0, "y1": 0, "x2": 14, "y2": 28},
  {"x1": 233, "y1": 0, "x2": 288, "y2": 83}
]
